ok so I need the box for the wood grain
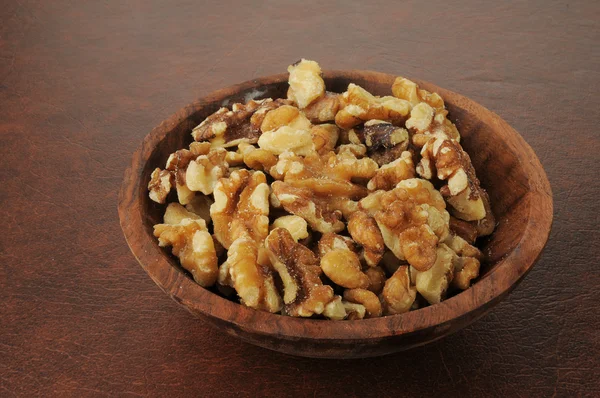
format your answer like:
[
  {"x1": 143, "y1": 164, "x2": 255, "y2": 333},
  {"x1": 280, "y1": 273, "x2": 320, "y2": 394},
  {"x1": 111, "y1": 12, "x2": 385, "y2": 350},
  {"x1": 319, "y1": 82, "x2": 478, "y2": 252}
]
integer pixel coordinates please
[
  {"x1": 2, "y1": 0, "x2": 599, "y2": 396},
  {"x1": 118, "y1": 71, "x2": 552, "y2": 358}
]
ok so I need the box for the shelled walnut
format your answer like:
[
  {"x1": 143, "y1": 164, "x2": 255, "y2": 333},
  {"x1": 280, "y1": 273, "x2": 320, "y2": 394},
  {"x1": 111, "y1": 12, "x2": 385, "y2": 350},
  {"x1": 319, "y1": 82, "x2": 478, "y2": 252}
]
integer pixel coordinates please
[{"x1": 148, "y1": 58, "x2": 495, "y2": 320}]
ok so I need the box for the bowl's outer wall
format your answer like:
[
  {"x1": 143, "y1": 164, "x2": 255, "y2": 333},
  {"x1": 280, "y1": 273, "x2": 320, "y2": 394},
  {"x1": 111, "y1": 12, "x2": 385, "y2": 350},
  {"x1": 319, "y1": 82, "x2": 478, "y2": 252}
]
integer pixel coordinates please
[{"x1": 118, "y1": 71, "x2": 553, "y2": 358}]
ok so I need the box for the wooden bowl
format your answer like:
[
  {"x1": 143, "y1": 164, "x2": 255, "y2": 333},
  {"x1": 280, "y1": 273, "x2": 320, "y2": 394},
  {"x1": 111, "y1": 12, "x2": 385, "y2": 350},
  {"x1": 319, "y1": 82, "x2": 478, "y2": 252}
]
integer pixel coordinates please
[{"x1": 118, "y1": 71, "x2": 553, "y2": 358}]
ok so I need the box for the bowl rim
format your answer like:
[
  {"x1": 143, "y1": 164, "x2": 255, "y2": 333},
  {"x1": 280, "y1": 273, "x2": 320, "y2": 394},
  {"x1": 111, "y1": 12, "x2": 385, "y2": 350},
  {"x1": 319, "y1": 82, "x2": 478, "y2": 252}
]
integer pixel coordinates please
[{"x1": 118, "y1": 70, "x2": 553, "y2": 341}]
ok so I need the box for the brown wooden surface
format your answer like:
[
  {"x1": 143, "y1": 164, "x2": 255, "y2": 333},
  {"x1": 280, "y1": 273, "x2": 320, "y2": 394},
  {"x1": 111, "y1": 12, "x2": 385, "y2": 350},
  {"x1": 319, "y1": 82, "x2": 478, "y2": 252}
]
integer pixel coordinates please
[
  {"x1": 118, "y1": 71, "x2": 552, "y2": 358},
  {"x1": 1, "y1": 0, "x2": 599, "y2": 396}
]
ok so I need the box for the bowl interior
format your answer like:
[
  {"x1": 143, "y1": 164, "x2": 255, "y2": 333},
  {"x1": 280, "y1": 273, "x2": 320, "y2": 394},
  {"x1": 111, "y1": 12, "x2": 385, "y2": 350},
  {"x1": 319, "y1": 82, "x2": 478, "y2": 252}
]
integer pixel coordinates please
[{"x1": 142, "y1": 74, "x2": 528, "y2": 283}]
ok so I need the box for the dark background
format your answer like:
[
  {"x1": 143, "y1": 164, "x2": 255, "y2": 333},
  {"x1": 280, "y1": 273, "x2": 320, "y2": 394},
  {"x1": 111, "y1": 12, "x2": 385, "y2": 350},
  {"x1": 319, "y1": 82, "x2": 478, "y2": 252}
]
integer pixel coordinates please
[{"x1": 1, "y1": 1, "x2": 599, "y2": 396}]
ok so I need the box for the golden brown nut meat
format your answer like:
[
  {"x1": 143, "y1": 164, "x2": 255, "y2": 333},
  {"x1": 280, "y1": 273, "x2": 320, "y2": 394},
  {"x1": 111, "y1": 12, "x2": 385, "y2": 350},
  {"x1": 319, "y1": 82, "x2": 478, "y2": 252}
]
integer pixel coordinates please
[
  {"x1": 270, "y1": 150, "x2": 375, "y2": 199},
  {"x1": 367, "y1": 150, "x2": 415, "y2": 191},
  {"x1": 317, "y1": 233, "x2": 358, "y2": 258},
  {"x1": 287, "y1": 59, "x2": 326, "y2": 109},
  {"x1": 322, "y1": 296, "x2": 347, "y2": 320},
  {"x1": 311, "y1": 124, "x2": 340, "y2": 155},
  {"x1": 192, "y1": 98, "x2": 291, "y2": 148},
  {"x1": 391, "y1": 76, "x2": 445, "y2": 110},
  {"x1": 343, "y1": 288, "x2": 383, "y2": 318},
  {"x1": 320, "y1": 249, "x2": 370, "y2": 289},
  {"x1": 153, "y1": 205, "x2": 218, "y2": 287},
  {"x1": 210, "y1": 169, "x2": 270, "y2": 249},
  {"x1": 449, "y1": 215, "x2": 479, "y2": 244},
  {"x1": 237, "y1": 142, "x2": 278, "y2": 172},
  {"x1": 225, "y1": 235, "x2": 282, "y2": 313},
  {"x1": 360, "y1": 178, "x2": 450, "y2": 271},
  {"x1": 185, "y1": 148, "x2": 229, "y2": 195},
  {"x1": 271, "y1": 215, "x2": 309, "y2": 242},
  {"x1": 419, "y1": 136, "x2": 493, "y2": 225},
  {"x1": 271, "y1": 181, "x2": 345, "y2": 233},
  {"x1": 343, "y1": 301, "x2": 367, "y2": 320},
  {"x1": 257, "y1": 106, "x2": 314, "y2": 156},
  {"x1": 444, "y1": 233, "x2": 482, "y2": 291},
  {"x1": 412, "y1": 244, "x2": 455, "y2": 304},
  {"x1": 347, "y1": 211, "x2": 385, "y2": 267},
  {"x1": 381, "y1": 265, "x2": 416, "y2": 315},
  {"x1": 359, "y1": 120, "x2": 410, "y2": 166},
  {"x1": 335, "y1": 84, "x2": 412, "y2": 129},
  {"x1": 148, "y1": 168, "x2": 173, "y2": 204},
  {"x1": 265, "y1": 228, "x2": 334, "y2": 317},
  {"x1": 302, "y1": 92, "x2": 341, "y2": 123}
]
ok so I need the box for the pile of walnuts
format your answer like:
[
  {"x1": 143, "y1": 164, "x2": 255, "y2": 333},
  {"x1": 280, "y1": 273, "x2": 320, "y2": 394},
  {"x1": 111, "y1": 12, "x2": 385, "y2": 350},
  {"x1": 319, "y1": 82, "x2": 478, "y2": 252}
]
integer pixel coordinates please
[{"x1": 148, "y1": 59, "x2": 495, "y2": 320}]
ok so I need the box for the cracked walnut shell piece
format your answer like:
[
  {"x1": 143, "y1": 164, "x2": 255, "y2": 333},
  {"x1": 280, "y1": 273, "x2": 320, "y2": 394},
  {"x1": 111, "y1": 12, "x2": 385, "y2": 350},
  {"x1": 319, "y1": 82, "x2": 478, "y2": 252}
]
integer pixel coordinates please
[
  {"x1": 210, "y1": 169, "x2": 270, "y2": 249},
  {"x1": 265, "y1": 228, "x2": 334, "y2": 317},
  {"x1": 153, "y1": 203, "x2": 218, "y2": 287}
]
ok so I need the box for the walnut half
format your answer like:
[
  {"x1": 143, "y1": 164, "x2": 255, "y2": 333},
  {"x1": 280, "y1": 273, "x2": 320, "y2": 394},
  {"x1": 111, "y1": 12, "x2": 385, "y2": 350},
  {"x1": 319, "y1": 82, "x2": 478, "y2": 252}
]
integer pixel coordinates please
[
  {"x1": 153, "y1": 203, "x2": 218, "y2": 287},
  {"x1": 265, "y1": 228, "x2": 334, "y2": 317}
]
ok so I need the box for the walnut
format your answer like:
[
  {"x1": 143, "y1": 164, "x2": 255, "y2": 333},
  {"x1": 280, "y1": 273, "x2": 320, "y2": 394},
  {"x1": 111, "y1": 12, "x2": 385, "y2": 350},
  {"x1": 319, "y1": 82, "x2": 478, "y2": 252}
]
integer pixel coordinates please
[
  {"x1": 164, "y1": 148, "x2": 198, "y2": 205},
  {"x1": 149, "y1": 59, "x2": 494, "y2": 318},
  {"x1": 391, "y1": 76, "x2": 445, "y2": 110},
  {"x1": 381, "y1": 265, "x2": 416, "y2": 315},
  {"x1": 260, "y1": 104, "x2": 306, "y2": 132},
  {"x1": 271, "y1": 181, "x2": 344, "y2": 233},
  {"x1": 302, "y1": 92, "x2": 341, "y2": 123},
  {"x1": 412, "y1": 244, "x2": 455, "y2": 304},
  {"x1": 335, "y1": 84, "x2": 412, "y2": 129},
  {"x1": 444, "y1": 234, "x2": 482, "y2": 290},
  {"x1": 311, "y1": 123, "x2": 340, "y2": 155},
  {"x1": 192, "y1": 98, "x2": 291, "y2": 148},
  {"x1": 211, "y1": 169, "x2": 270, "y2": 249},
  {"x1": 444, "y1": 234, "x2": 482, "y2": 260},
  {"x1": 320, "y1": 248, "x2": 370, "y2": 289},
  {"x1": 451, "y1": 256, "x2": 480, "y2": 290},
  {"x1": 257, "y1": 106, "x2": 315, "y2": 156},
  {"x1": 153, "y1": 206, "x2": 218, "y2": 287},
  {"x1": 347, "y1": 211, "x2": 385, "y2": 267},
  {"x1": 224, "y1": 235, "x2": 282, "y2": 313},
  {"x1": 271, "y1": 215, "x2": 309, "y2": 242},
  {"x1": 342, "y1": 303, "x2": 365, "y2": 320},
  {"x1": 365, "y1": 266, "x2": 386, "y2": 295},
  {"x1": 185, "y1": 148, "x2": 229, "y2": 195},
  {"x1": 337, "y1": 143, "x2": 367, "y2": 158},
  {"x1": 367, "y1": 151, "x2": 415, "y2": 191},
  {"x1": 323, "y1": 296, "x2": 346, "y2": 320},
  {"x1": 287, "y1": 59, "x2": 326, "y2": 109},
  {"x1": 449, "y1": 216, "x2": 479, "y2": 244},
  {"x1": 471, "y1": 189, "x2": 496, "y2": 236},
  {"x1": 419, "y1": 136, "x2": 492, "y2": 222},
  {"x1": 343, "y1": 288, "x2": 382, "y2": 318},
  {"x1": 359, "y1": 178, "x2": 450, "y2": 271},
  {"x1": 237, "y1": 142, "x2": 278, "y2": 172},
  {"x1": 148, "y1": 168, "x2": 172, "y2": 204},
  {"x1": 163, "y1": 202, "x2": 201, "y2": 225},
  {"x1": 317, "y1": 233, "x2": 358, "y2": 258},
  {"x1": 405, "y1": 102, "x2": 434, "y2": 132},
  {"x1": 406, "y1": 105, "x2": 460, "y2": 148},
  {"x1": 359, "y1": 120, "x2": 410, "y2": 166},
  {"x1": 271, "y1": 151, "x2": 374, "y2": 199},
  {"x1": 265, "y1": 228, "x2": 334, "y2": 317}
]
